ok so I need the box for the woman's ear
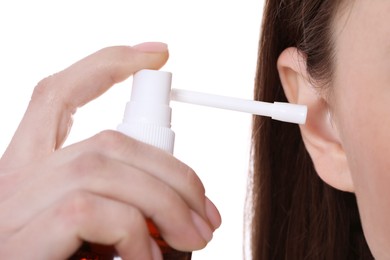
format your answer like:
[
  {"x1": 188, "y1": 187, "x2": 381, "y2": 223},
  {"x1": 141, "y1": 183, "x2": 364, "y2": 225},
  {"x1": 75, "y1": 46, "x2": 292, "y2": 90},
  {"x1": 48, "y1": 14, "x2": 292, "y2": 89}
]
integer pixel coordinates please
[{"x1": 277, "y1": 47, "x2": 354, "y2": 192}]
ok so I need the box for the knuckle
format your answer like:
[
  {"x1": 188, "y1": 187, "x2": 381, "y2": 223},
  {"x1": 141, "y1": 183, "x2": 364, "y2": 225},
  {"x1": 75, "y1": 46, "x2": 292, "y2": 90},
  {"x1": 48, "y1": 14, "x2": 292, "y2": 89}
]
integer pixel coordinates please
[
  {"x1": 31, "y1": 73, "x2": 75, "y2": 113},
  {"x1": 56, "y1": 191, "x2": 95, "y2": 226},
  {"x1": 182, "y1": 165, "x2": 205, "y2": 197},
  {"x1": 125, "y1": 207, "x2": 145, "y2": 230},
  {"x1": 92, "y1": 130, "x2": 143, "y2": 156},
  {"x1": 93, "y1": 130, "x2": 128, "y2": 150},
  {"x1": 159, "y1": 186, "x2": 182, "y2": 210},
  {"x1": 68, "y1": 151, "x2": 107, "y2": 177},
  {"x1": 32, "y1": 74, "x2": 73, "y2": 112},
  {"x1": 32, "y1": 75, "x2": 56, "y2": 101}
]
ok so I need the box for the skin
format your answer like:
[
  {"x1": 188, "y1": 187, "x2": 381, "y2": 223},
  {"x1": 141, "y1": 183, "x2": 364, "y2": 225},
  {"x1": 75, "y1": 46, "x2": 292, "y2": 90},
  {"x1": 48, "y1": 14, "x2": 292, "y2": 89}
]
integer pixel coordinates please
[
  {"x1": 278, "y1": 1, "x2": 390, "y2": 258},
  {"x1": 0, "y1": 42, "x2": 221, "y2": 259},
  {"x1": 331, "y1": 1, "x2": 390, "y2": 258}
]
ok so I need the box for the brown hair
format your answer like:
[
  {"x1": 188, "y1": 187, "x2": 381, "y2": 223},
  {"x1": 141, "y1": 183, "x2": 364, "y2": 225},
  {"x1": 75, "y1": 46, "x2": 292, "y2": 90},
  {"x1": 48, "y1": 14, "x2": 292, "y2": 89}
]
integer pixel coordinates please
[{"x1": 250, "y1": 0, "x2": 373, "y2": 259}]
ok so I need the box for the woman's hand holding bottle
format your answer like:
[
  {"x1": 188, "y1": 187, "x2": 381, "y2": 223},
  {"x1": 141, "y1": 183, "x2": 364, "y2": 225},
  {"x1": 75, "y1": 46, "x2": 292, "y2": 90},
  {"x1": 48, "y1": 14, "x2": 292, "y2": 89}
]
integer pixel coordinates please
[{"x1": 0, "y1": 42, "x2": 221, "y2": 259}]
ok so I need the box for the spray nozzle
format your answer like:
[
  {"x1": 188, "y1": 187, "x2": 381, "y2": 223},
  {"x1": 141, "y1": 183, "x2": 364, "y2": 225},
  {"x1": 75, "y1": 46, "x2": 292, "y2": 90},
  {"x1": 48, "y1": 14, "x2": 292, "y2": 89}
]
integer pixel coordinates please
[
  {"x1": 170, "y1": 88, "x2": 307, "y2": 125},
  {"x1": 117, "y1": 69, "x2": 175, "y2": 153}
]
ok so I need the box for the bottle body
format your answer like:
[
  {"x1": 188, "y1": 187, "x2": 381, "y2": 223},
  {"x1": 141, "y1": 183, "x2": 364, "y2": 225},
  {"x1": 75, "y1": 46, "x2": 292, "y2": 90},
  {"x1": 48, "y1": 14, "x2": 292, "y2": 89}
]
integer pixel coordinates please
[
  {"x1": 117, "y1": 69, "x2": 192, "y2": 259},
  {"x1": 69, "y1": 243, "x2": 116, "y2": 260},
  {"x1": 69, "y1": 236, "x2": 192, "y2": 260},
  {"x1": 69, "y1": 70, "x2": 191, "y2": 260}
]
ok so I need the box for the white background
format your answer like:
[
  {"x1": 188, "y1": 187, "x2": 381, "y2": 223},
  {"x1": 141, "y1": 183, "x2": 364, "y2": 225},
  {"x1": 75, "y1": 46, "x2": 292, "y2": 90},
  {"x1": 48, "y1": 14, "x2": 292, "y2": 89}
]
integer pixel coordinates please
[{"x1": 0, "y1": 1, "x2": 264, "y2": 259}]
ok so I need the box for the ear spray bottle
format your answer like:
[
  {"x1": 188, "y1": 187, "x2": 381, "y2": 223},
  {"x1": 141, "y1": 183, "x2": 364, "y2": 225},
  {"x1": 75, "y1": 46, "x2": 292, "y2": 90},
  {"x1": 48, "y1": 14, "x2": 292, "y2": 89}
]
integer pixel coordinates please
[
  {"x1": 117, "y1": 69, "x2": 190, "y2": 259},
  {"x1": 69, "y1": 69, "x2": 307, "y2": 260},
  {"x1": 69, "y1": 69, "x2": 190, "y2": 260}
]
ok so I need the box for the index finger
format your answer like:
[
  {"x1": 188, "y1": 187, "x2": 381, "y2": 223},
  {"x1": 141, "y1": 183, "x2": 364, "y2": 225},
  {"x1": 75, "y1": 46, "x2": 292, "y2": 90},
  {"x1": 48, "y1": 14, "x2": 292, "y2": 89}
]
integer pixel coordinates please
[{"x1": 1, "y1": 42, "x2": 169, "y2": 169}]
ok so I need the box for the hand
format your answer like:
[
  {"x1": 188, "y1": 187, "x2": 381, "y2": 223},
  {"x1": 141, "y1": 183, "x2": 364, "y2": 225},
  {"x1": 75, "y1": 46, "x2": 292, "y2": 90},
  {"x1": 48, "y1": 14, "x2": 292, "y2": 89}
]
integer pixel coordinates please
[{"x1": 0, "y1": 42, "x2": 221, "y2": 260}]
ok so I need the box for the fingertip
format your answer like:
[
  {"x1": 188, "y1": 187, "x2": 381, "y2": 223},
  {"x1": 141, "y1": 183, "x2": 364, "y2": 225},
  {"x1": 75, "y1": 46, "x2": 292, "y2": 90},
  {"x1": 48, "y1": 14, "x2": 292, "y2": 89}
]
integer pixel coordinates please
[
  {"x1": 133, "y1": 42, "x2": 168, "y2": 53},
  {"x1": 130, "y1": 42, "x2": 169, "y2": 71},
  {"x1": 190, "y1": 211, "x2": 213, "y2": 243},
  {"x1": 205, "y1": 197, "x2": 222, "y2": 230}
]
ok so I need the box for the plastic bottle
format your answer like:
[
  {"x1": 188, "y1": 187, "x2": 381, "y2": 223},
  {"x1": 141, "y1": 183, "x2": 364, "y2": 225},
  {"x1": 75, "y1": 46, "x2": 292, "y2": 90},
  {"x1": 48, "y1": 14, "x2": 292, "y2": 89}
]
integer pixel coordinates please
[
  {"x1": 117, "y1": 69, "x2": 191, "y2": 260},
  {"x1": 118, "y1": 70, "x2": 191, "y2": 260},
  {"x1": 69, "y1": 69, "x2": 189, "y2": 260}
]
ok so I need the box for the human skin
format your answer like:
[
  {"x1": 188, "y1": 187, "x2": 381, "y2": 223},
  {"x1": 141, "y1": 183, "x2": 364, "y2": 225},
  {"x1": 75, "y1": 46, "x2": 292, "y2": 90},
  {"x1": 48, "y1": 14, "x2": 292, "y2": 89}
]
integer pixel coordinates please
[
  {"x1": 0, "y1": 42, "x2": 221, "y2": 259},
  {"x1": 331, "y1": 1, "x2": 390, "y2": 258},
  {"x1": 277, "y1": 0, "x2": 390, "y2": 258}
]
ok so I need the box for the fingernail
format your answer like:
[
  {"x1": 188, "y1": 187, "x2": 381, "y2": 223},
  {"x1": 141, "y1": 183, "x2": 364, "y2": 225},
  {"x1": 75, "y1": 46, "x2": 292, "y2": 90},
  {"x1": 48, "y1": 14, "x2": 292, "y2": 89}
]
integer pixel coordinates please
[
  {"x1": 205, "y1": 197, "x2": 222, "y2": 230},
  {"x1": 191, "y1": 210, "x2": 213, "y2": 242},
  {"x1": 133, "y1": 42, "x2": 168, "y2": 53}
]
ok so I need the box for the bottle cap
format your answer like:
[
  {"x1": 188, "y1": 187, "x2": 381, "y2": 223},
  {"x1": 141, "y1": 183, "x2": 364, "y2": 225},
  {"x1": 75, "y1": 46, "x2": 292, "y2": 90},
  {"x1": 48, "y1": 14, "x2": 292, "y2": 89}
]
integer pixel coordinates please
[{"x1": 117, "y1": 69, "x2": 175, "y2": 153}]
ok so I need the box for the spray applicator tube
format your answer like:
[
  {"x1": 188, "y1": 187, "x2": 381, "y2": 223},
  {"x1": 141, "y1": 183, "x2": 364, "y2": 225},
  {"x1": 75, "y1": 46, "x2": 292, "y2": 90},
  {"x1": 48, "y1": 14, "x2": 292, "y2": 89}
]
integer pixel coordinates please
[{"x1": 170, "y1": 89, "x2": 307, "y2": 124}]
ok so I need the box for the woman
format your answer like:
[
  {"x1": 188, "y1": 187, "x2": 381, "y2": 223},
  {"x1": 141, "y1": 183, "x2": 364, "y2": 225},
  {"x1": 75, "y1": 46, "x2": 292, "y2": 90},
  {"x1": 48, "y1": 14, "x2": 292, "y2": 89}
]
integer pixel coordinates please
[
  {"x1": 1, "y1": 0, "x2": 388, "y2": 259},
  {"x1": 251, "y1": 0, "x2": 388, "y2": 258}
]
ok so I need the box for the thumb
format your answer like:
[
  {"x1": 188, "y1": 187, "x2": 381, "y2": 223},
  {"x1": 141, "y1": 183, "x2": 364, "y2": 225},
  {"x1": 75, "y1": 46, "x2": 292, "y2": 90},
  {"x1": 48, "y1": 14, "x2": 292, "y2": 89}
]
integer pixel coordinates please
[{"x1": 1, "y1": 42, "x2": 169, "y2": 169}]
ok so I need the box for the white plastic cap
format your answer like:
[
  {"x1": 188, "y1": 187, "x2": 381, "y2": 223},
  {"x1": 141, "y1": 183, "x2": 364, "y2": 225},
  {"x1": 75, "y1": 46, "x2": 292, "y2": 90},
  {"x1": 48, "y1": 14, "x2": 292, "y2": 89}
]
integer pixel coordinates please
[
  {"x1": 272, "y1": 102, "x2": 307, "y2": 124},
  {"x1": 117, "y1": 69, "x2": 175, "y2": 153}
]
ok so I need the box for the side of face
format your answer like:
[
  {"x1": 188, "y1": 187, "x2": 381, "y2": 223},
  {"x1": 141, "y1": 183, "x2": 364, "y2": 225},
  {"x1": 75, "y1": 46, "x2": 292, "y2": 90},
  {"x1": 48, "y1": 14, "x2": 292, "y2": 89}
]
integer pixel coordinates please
[
  {"x1": 331, "y1": 0, "x2": 390, "y2": 258},
  {"x1": 277, "y1": 0, "x2": 390, "y2": 258}
]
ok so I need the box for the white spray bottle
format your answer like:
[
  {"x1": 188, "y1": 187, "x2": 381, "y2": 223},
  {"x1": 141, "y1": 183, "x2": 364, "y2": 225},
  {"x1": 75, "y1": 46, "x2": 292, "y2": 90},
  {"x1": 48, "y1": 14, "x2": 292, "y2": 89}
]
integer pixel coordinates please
[{"x1": 117, "y1": 69, "x2": 190, "y2": 260}]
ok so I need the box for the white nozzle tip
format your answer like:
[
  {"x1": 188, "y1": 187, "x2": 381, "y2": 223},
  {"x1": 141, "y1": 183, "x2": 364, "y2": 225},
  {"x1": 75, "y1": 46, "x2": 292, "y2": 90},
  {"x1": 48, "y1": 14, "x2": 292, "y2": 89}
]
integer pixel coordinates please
[{"x1": 272, "y1": 102, "x2": 307, "y2": 124}]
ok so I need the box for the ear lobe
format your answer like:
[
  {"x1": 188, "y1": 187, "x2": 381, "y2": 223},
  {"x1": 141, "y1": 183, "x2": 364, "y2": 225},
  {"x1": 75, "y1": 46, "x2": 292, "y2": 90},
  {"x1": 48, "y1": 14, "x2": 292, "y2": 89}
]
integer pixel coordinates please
[{"x1": 277, "y1": 47, "x2": 354, "y2": 192}]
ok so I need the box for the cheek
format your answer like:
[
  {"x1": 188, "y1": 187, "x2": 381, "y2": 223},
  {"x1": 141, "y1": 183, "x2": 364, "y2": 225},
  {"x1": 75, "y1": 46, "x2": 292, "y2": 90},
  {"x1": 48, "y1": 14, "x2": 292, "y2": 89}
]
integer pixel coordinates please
[
  {"x1": 332, "y1": 68, "x2": 390, "y2": 257},
  {"x1": 331, "y1": 0, "x2": 390, "y2": 256}
]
